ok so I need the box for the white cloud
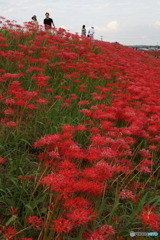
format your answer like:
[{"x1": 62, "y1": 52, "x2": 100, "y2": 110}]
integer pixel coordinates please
[
  {"x1": 8, "y1": 8, "x2": 15, "y2": 12},
  {"x1": 155, "y1": 21, "x2": 160, "y2": 27},
  {"x1": 95, "y1": 21, "x2": 124, "y2": 33}
]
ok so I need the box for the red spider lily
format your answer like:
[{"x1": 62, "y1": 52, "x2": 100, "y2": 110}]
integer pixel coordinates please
[
  {"x1": 25, "y1": 104, "x2": 37, "y2": 110},
  {"x1": 33, "y1": 134, "x2": 61, "y2": 148},
  {"x1": 119, "y1": 189, "x2": 136, "y2": 202},
  {"x1": 35, "y1": 98, "x2": 49, "y2": 104},
  {"x1": 3, "y1": 109, "x2": 15, "y2": 115},
  {"x1": 75, "y1": 124, "x2": 87, "y2": 131},
  {"x1": 78, "y1": 100, "x2": 90, "y2": 105},
  {"x1": 83, "y1": 225, "x2": 115, "y2": 240},
  {"x1": 61, "y1": 124, "x2": 75, "y2": 134},
  {"x1": 139, "y1": 159, "x2": 154, "y2": 174},
  {"x1": 139, "y1": 149, "x2": 152, "y2": 158},
  {"x1": 139, "y1": 205, "x2": 160, "y2": 231},
  {"x1": 0, "y1": 157, "x2": 5, "y2": 164},
  {"x1": 53, "y1": 218, "x2": 73, "y2": 234},
  {"x1": 62, "y1": 102, "x2": 70, "y2": 107},
  {"x1": 63, "y1": 197, "x2": 90, "y2": 210},
  {"x1": 2, "y1": 73, "x2": 24, "y2": 80},
  {"x1": 26, "y1": 216, "x2": 43, "y2": 230},
  {"x1": 67, "y1": 207, "x2": 96, "y2": 226},
  {"x1": 5, "y1": 121, "x2": 18, "y2": 128},
  {"x1": 0, "y1": 226, "x2": 16, "y2": 239},
  {"x1": 9, "y1": 206, "x2": 18, "y2": 216},
  {"x1": 82, "y1": 161, "x2": 112, "y2": 181}
]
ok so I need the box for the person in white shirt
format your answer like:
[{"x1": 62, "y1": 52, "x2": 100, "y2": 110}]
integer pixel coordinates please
[{"x1": 88, "y1": 27, "x2": 95, "y2": 39}]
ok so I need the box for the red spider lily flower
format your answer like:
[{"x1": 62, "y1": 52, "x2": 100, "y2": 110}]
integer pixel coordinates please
[
  {"x1": 17, "y1": 63, "x2": 24, "y2": 69},
  {"x1": 25, "y1": 104, "x2": 37, "y2": 110},
  {"x1": 74, "y1": 179, "x2": 104, "y2": 196},
  {"x1": 75, "y1": 124, "x2": 87, "y2": 131},
  {"x1": 79, "y1": 84, "x2": 87, "y2": 88},
  {"x1": 61, "y1": 132, "x2": 73, "y2": 139},
  {"x1": 0, "y1": 226, "x2": 16, "y2": 239},
  {"x1": 54, "y1": 95, "x2": 63, "y2": 100},
  {"x1": 83, "y1": 225, "x2": 115, "y2": 240},
  {"x1": 90, "y1": 134, "x2": 106, "y2": 146},
  {"x1": 85, "y1": 147, "x2": 102, "y2": 162},
  {"x1": 67, "y1": 207, "x2": 96, "y2": 226},
  {"x1": 62, "y1": 102, "x2": 70, "y2": 107},
  {"x1": 53, "y1": 218, "x2": 73, "y2": 233},
  {"x1": 0, "y1": 36, "x2": 6, "y2": 41},
  {"x1": 64, "y1": 99, "x2": 72, "y2": 103},
  {"x1": 45, "y1": 88, "x2": 54, "y2": 92},
  {"x1": 139, "y1": 149, "x2": 152, "y2": 158},
  {"x1": 82, "y1": 161, "x2": 112, "y2": 181},
  {"x1": 63, "y1": 197, "x2": 90, "y2": 210},
  {"x1": 35, "y1": 98, "x2": 49, "y2": 104},
  {"x1": 89, "y1": 127, "x2": 100, "y2": 134},
  {"x1": 3, "y1": 108, "x2": 15, "y2": 115},
  {"x1": 139, "y1": 159, "x2": 154, "y2": 174},
  {"x1": 0, "y1": 157, "x2": 5, "y2": 164},
  {"x1": 79, "y1": 88, "x2": 86, "y2": 92},
  {"x1": 119, "y1": 189, "x2": 136, "y2": 202},
  {"x1": 42, "y1": 174, "x2": 76, "y2": 196},
  {"x1": 5, "y1": 121, "x2": 18, "y2": 128},
  {"x1": 78, "y1": 100, "x2": 90, "y2": 105},
  {"x1": 148, "y1": 145, "x2": 157, "y2": 151},
  {"x1": 2, "y1": 73, "x2": 24, "y2": 79},
  {"x1": 139, "y1": 205, "x2": 160, "y2": 231},
  {"x1": 80, "y1": 109, "x2": 92, "y2": 117},
  {"x1": 26, "y1": 216, "x2": 43, "y2": 230},
  {"x1": 9, "y1": 206, "x2": 18, "y2": 216},
  {"x1": 33, "y1": 134, "x2": 61, "y2": 148},
  {"x1": 70, "y1": 93, "x2": 78, "y2": 100},
  {"x1": 61, "y1": 124, "x2": 75, "y2": 134},
  {"x1": 48, "y1": 150, "x2": 60, "y2": 159}
]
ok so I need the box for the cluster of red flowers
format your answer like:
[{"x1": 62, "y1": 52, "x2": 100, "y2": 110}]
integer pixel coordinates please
[
  {"x1": 0, "y1": 17, "x2": 160, "y2": 239},
  {"x1": 139, "y1": 205, "x2": 160, "y2": 231}
]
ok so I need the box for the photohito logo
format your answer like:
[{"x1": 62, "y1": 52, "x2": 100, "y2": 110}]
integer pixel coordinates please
[
  {"x1": 130, "y1": 231, "x2": 158, "y2": 237},
  {"x1": 130, "y1": 231, "x2": 136, "y2": 237}
]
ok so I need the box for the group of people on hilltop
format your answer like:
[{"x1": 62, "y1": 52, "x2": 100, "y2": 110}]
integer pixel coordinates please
[
  {"x1": 82, "y1": 25, "x2": 95, "y2": 39},
  {"x1": 31, "y1": 13, "x2": 95, "y2": 39},
  {"x1": 31, "y1": 12, "x2": 55, "y2": 30}
]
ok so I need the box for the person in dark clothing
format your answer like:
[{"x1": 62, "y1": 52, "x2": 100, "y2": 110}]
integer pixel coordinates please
[
  {"x1": 44, "y1": 12, "x2": 55, "y2": 30},
  {"x1": 81, "y1": 25, "x2": 86, "y2": 36}
]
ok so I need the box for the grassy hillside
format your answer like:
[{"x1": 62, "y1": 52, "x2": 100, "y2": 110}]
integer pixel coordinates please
[{"x1": 0, "y1": 18, "x2": 160, "y2": 239}]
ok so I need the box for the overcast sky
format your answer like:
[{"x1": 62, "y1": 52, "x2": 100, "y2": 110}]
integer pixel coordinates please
[{"x1": 2, "y1": 0, "x2": 160, "y2": 45}]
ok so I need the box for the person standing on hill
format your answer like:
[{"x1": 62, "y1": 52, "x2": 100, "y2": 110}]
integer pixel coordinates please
[
  {"x1": 88, "y1": 27, "x2": 95, "y2": 39},
  {"x1": 31, "y1": 15, "x2": 39, "y2": 26},
  {"x1": 81, "y1": 25, "x2": 86, "y2": 36},
  {"x1": 44, "y1": 12, "x2": 55, "y2": 30}
]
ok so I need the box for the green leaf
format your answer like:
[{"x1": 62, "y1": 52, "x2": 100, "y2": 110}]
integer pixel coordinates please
[
  {"x1": 6, "y1": 216, "x2": 16, "y2": 226},
  {"x1": 25, "y1": 204, "x2": 34, "y2": 215}
]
